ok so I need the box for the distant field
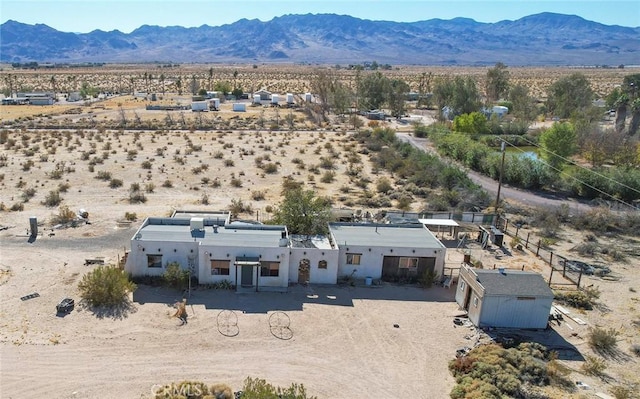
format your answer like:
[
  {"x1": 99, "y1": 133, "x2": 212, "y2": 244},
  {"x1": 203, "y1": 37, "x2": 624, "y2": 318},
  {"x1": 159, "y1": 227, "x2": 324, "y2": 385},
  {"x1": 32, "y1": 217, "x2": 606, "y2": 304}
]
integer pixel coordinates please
[{"x1": 1, "y1": 64, "x2": 636, "y2": 103}]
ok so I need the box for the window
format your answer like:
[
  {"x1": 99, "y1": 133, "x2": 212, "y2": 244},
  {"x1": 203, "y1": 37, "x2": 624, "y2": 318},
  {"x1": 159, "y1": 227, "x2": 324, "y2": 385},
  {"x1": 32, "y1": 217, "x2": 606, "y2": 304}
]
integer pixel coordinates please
[
  {"x1": 318, "y1": 260, "x2": 328, "y2": 269},
  {"x1": 398, "y1": 257, "x2": 419, "y2": 269},
  {"x1": 260, "y1": 262, "x2": 279, "y2": 277},
  {"x1": 473, "y1": 296, "x2": 479, "y2": 307},
  {"x1": 211, "y1": 260, "x2": 230, "y2": 276},
  {"x1": 459, "y1": 280, "x2": 466, "y2": 291},
  {"x1": 147, "y1": 254, "x2": 162, "y2": 268},
  {"x1": 346, "y1": 253, "x2": 361, "y2": 265}
]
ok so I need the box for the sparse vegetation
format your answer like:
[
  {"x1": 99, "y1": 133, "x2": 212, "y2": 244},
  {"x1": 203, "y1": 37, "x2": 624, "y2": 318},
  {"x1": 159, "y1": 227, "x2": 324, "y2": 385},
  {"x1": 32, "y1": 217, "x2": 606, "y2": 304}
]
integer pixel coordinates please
[{"x1": 78, "y1": 265, "x2": 136, "y2": 307}]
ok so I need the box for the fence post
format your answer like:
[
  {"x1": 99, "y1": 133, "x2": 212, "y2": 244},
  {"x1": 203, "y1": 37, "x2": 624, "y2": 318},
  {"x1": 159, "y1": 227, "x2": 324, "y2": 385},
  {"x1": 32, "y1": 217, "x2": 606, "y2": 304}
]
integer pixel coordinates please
[
  {"x1": 549, "y1": 252, "x2": 554, "y2": 267},
  {"x1": 548, "y1": 267, "x2": 554, "y2": 286},
  {"x1": 536, "y1": 240, "x2": 541, "y2": 257},
  {"x1": 577, "y1": 269, "x2": 582, "y2": 288},
  {"x1": 515, "y1": 225, "x2": 520, "y2": 239},
  {"x1": 525, "y1": 233, "x2": 530, "y2": 248}
]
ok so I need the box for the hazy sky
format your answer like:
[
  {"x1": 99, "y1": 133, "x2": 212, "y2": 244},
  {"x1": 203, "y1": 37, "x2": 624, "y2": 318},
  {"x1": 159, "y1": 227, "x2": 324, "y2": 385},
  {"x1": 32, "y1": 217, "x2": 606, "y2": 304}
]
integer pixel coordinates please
[{"x1": 2, "y1": 0, "x2": 639, "y2": 33}]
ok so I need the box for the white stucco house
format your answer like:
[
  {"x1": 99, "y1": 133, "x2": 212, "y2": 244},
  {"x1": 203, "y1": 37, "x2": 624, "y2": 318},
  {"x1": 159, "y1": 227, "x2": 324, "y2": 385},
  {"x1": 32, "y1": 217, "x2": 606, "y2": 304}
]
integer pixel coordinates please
[{"x1": 124, "y1": 211, "x2": 447, "y2": 291}]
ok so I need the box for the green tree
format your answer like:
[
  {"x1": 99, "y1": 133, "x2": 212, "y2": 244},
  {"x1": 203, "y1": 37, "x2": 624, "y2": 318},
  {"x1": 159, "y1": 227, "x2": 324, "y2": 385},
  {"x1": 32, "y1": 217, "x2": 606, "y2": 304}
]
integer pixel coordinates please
[
  {"x1": 546, "y1": 73, "x2": 593, "y2": 119},
  {"x1": 78, "y1": 266, "x2": 136, "y2": 307},
  {"x1": 485, "y1": 62, "x2": 510, "y2": 102},
  {"x1": 388, "y1": 78, "x2": 409, "y2": 118},
  {"x1": 358, "y1": 71, "x2": 389, "y2": 110},
  {"x1": 159, "y1": 73, "x2": 166, "y2": 95},
  {"x1": 434, "y1": 76, "x2": 481, "y2": 119},
  {"x1": 508, "y1": 84, "x2": 537, "y2": 122},
  {"x1": 629, "y1": 98, "x2": 640, "y2": 135},
  {"x1": 452, "y1": 112, "x2": 489, "y2": 134},
  {"x1": 271, "y1": 187, "x2": 331, "y2": 236},
  {"x1": 539, "y1": 122, "x2": 577, "y2": 168},
  {"x1": 417, "y1": 72, "x2": 433, "y2": 109},
  {"x1": 214, "y1": 81, "x2": 232, "y2": 95}
]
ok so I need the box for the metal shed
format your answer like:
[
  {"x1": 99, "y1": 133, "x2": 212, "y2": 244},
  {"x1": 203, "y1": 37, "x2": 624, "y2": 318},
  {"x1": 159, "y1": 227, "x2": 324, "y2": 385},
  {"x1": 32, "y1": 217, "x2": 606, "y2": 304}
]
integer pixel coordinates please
[{"x1": 456, "y1": 264, "x2": 553, "y2": 329}]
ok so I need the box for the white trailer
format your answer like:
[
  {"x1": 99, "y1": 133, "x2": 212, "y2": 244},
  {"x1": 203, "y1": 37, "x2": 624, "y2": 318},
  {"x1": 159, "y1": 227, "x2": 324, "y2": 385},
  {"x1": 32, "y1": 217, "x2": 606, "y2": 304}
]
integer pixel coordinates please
[
  {"x1": 191, "y1": 101, "x2": 208, "y2": 112},
  {"x1": 233, "y1": 103, "x2": 246, "y2": 112},
  {"x1": 286, "y1": 93, "x2": 294, "y2": 104},
  {"x1": 253, "y1": 94, "x2": 261, "y2": 105},
  {"x1": 271, "y1": 94, "x2": 279, "y2": 106}
]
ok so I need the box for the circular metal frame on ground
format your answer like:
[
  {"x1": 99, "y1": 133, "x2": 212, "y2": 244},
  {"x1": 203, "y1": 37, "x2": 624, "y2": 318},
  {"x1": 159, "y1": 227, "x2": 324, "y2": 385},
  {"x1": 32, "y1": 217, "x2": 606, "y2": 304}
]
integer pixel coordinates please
[
  {"x1": 268, "y1": 311, "x2": 292, "y2": 340},
  {"x1": 217, "y1": 309, "x2": 239, "y2": 337}
]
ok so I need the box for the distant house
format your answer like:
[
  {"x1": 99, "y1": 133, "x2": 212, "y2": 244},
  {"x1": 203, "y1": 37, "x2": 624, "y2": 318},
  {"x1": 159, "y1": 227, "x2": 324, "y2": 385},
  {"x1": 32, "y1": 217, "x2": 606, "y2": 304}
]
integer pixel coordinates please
[
  {"x1": 254, "y1": 89, "x2": 272, "y2": 101},
  {"x1": 29, "y1": 97, "x2": 54, "y2": 105},
  {"x1": 455, "y1": 264, "x2": 553, "y2": 329},
  {"x1": 364, "y1": 110, "x2": 386, "y2": 120}
]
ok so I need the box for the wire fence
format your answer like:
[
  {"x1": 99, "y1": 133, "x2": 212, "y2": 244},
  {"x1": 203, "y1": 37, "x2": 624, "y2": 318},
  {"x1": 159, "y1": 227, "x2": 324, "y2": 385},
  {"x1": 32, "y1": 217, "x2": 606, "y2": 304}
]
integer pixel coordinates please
[{"x1": 496, "y1": 215, "x2": 585, "y2": 289}]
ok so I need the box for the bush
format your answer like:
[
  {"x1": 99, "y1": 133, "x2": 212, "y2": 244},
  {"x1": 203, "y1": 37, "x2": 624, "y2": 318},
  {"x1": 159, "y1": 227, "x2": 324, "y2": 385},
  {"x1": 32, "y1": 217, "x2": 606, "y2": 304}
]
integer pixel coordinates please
[
  {"x1": 109, "y1": 178, "x2": 123, "y2": 188},
  {"x1": 78, "y1": 266, "x2": 136, "y2": 307},
  {"x1": 163, "y1": 262, "x2": 189, "y2": 290},
  {"x1": 581, "y1": 355, "x2": 607, "y2": 376},
  {"x1": 51, "y1": 205, "x2": 77, "y2": 225},
  {"x1": 241, "y1": 377, "x2": 316, "y2": 399},
  {"x1": 588, "y1": 327, "x2": 619, "y2": 356},
  {"x1": 124, "y1": 212, "x2": 137, "y2": 221},
  {"x1": 42, "y1": 190, "x2": 62, "y2": 207},
  {"x1": 553, "y1": 289, "x2": 597, "y2": 310}
]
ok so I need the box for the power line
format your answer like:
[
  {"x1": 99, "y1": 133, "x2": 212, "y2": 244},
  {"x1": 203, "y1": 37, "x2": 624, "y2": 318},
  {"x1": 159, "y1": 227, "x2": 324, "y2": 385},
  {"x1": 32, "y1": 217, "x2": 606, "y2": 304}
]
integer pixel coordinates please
[{"x1": 514, "y1": 134, "x2": 640, "y2": 198}]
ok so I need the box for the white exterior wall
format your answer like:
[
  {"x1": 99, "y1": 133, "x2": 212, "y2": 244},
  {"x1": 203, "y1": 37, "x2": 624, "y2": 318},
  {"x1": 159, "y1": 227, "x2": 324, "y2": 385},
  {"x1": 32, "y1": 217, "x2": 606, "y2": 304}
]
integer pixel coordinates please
[
  {"x1": 479, "y1": 295, "x2": 553, "y2": 329},
  {"x1": 198, "y1": 245, "x2": 290, "y2": 289},
  {"x1": 126, "y1": 239, "x2": 199, "y2": 277},
  {"x1": 232, "y1": 103, "x2": 246, "y2": 112},
  {"x1": 336, "y1": 245, "x2": 445, "y2": 280},
  {"x1": 289, "y1": 247, "x2": 339, "y2": 285}
]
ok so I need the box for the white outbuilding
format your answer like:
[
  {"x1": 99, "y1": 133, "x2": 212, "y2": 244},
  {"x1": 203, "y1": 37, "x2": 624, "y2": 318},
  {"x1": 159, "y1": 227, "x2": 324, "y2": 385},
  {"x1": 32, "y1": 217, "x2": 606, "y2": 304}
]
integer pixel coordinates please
[{"x1": 455, "y1": 264, "x2": 553, "y2": 329}]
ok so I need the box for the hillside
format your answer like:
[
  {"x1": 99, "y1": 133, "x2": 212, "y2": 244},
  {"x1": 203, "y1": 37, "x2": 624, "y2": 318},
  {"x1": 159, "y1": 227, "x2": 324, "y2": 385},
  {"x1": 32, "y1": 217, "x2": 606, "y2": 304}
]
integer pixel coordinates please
[{"x1": 1, "y1": 12, "x2": 639, "y2": 65}]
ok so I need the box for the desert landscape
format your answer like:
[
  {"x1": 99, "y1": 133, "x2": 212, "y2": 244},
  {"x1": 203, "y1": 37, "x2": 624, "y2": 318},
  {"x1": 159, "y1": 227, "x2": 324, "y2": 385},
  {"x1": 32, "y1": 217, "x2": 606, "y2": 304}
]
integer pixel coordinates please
[{"x1": 1, "y1": 65, "x2": 639, "y2": 398}]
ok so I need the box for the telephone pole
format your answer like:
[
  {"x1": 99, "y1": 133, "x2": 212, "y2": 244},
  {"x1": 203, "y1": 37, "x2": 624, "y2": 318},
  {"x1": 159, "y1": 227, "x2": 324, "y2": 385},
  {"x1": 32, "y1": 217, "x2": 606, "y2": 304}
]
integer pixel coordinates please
[{"x1": 495, "y1": 140, "x2": 506, "y2": 213}]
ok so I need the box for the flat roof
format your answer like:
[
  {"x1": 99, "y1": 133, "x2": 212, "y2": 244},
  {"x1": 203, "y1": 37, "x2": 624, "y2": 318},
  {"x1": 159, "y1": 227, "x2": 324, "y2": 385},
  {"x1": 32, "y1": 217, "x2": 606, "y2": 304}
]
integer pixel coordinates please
[
  {"x1": 418, "y1": 219, "x2": 460, "y2": 227},
  {"x1": 136, "y1": 219, "x2": 286, "y2": 248},
  {"x1": 474, "y1": 269, "x2": 553, "y2": 298},
  {"x1": 329, "y1": 223, "x2": 444, "y2": 249},
  {"x1": 290, "y1": 234, "x2": 334, "y2": 249}
]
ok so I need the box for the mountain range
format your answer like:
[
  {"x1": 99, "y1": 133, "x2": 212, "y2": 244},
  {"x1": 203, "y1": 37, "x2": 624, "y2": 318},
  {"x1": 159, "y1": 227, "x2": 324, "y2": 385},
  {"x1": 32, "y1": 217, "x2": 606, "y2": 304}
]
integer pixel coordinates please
[{"x1": 1, "y1": 13, "x2": 639, "y2": 65}]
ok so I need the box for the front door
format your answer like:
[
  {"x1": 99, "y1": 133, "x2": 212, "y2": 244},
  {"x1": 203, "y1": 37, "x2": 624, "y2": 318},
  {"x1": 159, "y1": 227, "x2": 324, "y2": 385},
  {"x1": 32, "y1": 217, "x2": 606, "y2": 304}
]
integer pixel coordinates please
[
  {"x1": 298, "y1": 259, "x2": 310, "y2": 284},
  {"x1": 241, "y1": 265, "x2": 253, "y2": 287}
]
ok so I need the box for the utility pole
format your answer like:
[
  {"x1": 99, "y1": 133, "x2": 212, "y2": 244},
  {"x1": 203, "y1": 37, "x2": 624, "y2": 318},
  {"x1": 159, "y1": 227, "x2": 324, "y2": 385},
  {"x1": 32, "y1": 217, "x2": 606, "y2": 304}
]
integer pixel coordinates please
[{"x1": 495, "y1": 141, "x2": 506, "y2": 213}]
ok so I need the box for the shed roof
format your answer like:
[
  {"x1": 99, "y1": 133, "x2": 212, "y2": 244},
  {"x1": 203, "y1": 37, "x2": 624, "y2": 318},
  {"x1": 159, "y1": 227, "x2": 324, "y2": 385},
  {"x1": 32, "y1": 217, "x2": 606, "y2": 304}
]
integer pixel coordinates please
[
  {"x1": 474, "y1": 269, "x2": 553, "y2": 298},
  {"x1": 329, "y1": 223, "x2": 444, "y2": 249}
]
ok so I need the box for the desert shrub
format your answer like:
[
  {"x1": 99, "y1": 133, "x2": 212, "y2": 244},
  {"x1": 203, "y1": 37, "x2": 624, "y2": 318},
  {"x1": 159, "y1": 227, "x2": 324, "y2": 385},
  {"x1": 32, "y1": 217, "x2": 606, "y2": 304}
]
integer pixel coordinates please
[
  {"x1": 96, "y1": 171, "x2": 112, "y2": 181},
  {"x1": 229, "y1": 198, "x2": 252, "y2": 216},
  {"x1": 553, "y1": 289, "x2": 598, "y2": 310},
  {"x1": 376, "y1": 177, "x2": 393, "y2": 193},
  {"x1": 42, "y1": 190, "x2": 62, "y2": 207},
  {"x1": 251, "y1": 190, "x2": 266, "y2": 201},
  {"x1": 632, "y1": 344, "x2": 640, "y2": 357},
  {"x1": 449, "y1": 343, "x2": 550, "y2": 399},
  {"x1": 162, "y1": 179, "x2": 173, "y2": 188},
  {"x1": 124, "y1": 212, "x2": 137, "y2": 221},
  {"x1": 109, "y1": 178, "x2": 123, "y2": 188},
  {"x1": 320, "y1": 171, "x2": 335, "y2": 183},
  {"x1": 209, "y1": 383, "x2": 233, "y2": 399},
  {"x1": 263, "y1": 163, "x2": 278, "y2": 174},
  {"x1": 50, "y1": 205, "x2": 77, "y2": 225},
  {"x1": 9, "y1": 202, "x2": 24, "y2": 212},
  {"x1": 78, "y1": 266, "x2": 136, "y2": 307},
  {"x1": 141, "y1": 160, "x2": 152, "y2": 169},
  {"x1": 224, "y1": 159, "x2": 235, "y2": 167},
  {"x1": 145, "y1": 183, "x2": 155, "y2": 193},
  {"x1": 241, "y1": 377, "x2": 316, "y2": 399},
  {"x1": 418, "y1": 269, "x2": 438, "y2": 288},
  {"x1": 163, "y1": 262, "x2": 189, "y2": 290},
  {"x1": 588, "y1": 327, "x2": 619, "y2": 356},
  {"x1": 609, "y1": 385, "x2": 635, "y2": 399},
  {"x1": 129, "y1": 183, "x2": 147, "y2": 203},
  {"x1": 581, "y1": 355, "x2": 607, "y2": 376},
  {"x1": 21, "y1": 187, "x2": 36, "y2": 202}
]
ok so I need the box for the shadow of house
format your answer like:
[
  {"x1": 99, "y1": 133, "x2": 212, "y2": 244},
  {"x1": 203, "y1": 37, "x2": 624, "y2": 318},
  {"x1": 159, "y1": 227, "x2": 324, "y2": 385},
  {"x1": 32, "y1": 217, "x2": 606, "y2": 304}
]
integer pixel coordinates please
[
  {"x1": 133, "y1": 283, "x2": 457, "y2": 314},
  {"x1": 482, "y1": 326, "x2": 584, "y2": 361}
]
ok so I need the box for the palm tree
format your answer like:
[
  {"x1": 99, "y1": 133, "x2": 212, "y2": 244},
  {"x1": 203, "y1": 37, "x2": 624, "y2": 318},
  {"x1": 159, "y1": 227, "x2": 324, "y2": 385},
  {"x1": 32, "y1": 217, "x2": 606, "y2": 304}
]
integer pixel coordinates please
[
  {"x1": 208, "y1": 67, "x2": 214, "y2": 91},
  {"x1": 628, "y1": 98, "x2": 640, "y2": 136},
  {"x1": 614, "y1": 93, "x2": 629, "y2": 133}
]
